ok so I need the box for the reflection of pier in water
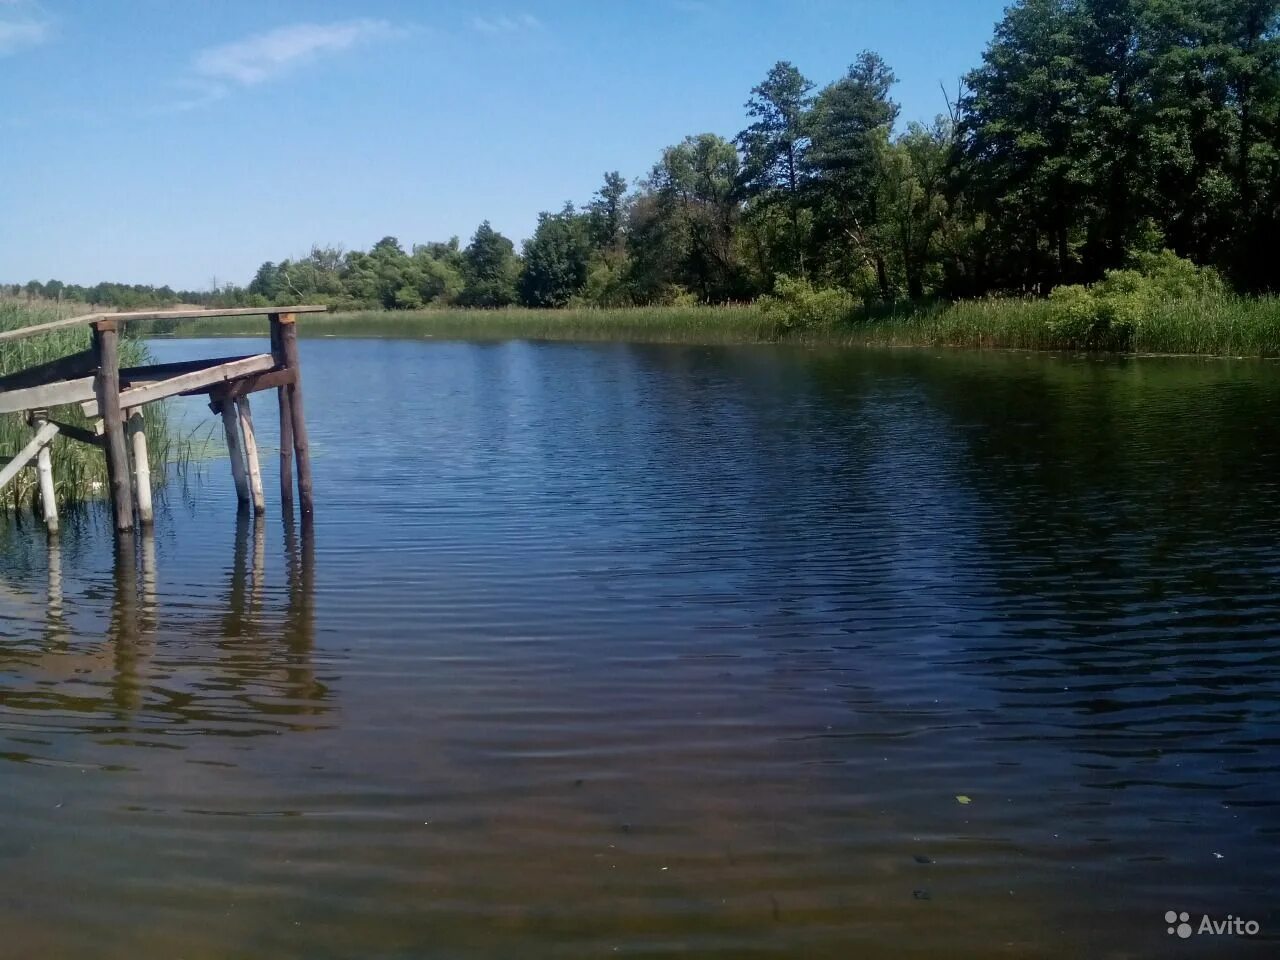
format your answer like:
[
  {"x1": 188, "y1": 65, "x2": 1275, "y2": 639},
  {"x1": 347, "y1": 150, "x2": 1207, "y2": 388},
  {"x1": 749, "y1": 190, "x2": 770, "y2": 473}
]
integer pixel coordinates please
[{"x1": 3, "y1": 517, "x2": 328, "y2": 746}]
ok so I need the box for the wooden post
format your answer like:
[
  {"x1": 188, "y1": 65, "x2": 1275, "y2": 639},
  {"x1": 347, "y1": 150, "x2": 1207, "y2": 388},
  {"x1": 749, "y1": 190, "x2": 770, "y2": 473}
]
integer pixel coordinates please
[
  {"x1": 236, "y1": 395, "x2": 266, "y2": 515},
  {"x1": 127, "y1": 408, "x2": 154, "y2": 527},
  {"x1": 269, "y1": 315, "x2": 295, "y2": 516},
  {"x1": 92, "y1": 320, "x2": 133, "y2": 533},
  {"x1": 274, "y1": 313, "x2": 313, "y2": 517},
  {"x1": 31, "y1": 412, "x2": 58, "y2": 535},
  {"x1": 219, "y1": 398, "x2": 251, "y2": 506}
]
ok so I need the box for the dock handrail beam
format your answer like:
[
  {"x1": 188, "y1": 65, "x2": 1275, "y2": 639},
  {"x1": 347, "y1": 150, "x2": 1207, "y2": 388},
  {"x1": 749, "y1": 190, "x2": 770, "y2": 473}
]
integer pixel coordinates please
[{"x1": 0, "y1": 305, "x2": 328, "y2": 345}]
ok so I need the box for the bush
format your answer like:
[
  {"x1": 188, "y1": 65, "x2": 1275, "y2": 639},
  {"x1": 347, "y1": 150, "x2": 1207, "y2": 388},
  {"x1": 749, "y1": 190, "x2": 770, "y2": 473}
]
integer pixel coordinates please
[
  {"x1": 758, "y1": 276, "x2": 856, "y2": 336},
  {"x1": 1045, "y1": 251, "x2": 1224, "y2": 350}
]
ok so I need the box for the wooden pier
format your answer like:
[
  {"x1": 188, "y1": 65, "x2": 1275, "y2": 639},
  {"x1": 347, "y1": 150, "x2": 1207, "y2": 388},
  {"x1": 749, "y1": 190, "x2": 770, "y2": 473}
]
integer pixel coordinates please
[{"x1": 0, "y1": 306, "x2": 326, "y2": 534}]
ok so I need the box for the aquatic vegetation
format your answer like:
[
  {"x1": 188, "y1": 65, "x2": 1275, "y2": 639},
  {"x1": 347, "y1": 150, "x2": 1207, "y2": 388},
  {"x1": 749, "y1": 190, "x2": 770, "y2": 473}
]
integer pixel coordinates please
[
  {"x1": 148, "y1": 292, "x2": 1280, "y2": 358},
  {"x1": 0, "y1": 303, "x2": 179, "y2": 511}
]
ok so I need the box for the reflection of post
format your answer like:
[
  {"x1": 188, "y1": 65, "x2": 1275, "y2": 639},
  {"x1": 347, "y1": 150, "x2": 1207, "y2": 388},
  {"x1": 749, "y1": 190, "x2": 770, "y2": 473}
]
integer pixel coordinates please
[
  {"x1": 45, "y1": 535, "x2": 63, "y2": 637},
  {"x1": 109, "y1": 535, "x2": 142, "y2": 713},
  {"x1": 225, "y1": 511, "x2": 251, "y2": 638},
  {"x1": 251, "y1": 514, "x2": 266, "y2": 614},
  {"x1": 284, "y1": 517, "x2": 321, "y2": 707},
  {"x1": 140, "y1": 527, "x2": 158, "y2": 632}
]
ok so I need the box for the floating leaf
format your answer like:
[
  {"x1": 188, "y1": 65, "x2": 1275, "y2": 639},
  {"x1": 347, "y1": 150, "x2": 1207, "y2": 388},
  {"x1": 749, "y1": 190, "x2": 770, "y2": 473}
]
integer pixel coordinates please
[{"x1": 955, "y1": 795, "x2": 972, "y2": 805}]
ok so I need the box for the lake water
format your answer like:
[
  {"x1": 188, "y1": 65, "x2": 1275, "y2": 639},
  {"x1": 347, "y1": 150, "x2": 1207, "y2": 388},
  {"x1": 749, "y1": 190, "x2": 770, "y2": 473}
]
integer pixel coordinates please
[{"x1": 1, "y1": 338, "x2": 1279, "y2": 958}]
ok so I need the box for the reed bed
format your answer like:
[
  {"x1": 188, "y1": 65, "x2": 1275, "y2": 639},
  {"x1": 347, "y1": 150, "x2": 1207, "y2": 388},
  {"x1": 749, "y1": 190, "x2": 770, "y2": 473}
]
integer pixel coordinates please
[
  {"x1": 145, "y1": 304, "x2": 774, "y2": 343},
  {"x1": 141, "y1": 296, "x2": 1280, "y2": 357},
  {"x1": 0, "y1": 303, "x2": 179, "y2": 512}
]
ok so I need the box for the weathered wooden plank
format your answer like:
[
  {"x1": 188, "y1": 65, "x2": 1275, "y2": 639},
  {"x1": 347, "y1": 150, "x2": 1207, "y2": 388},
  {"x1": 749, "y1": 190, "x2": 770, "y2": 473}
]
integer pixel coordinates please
[
  {"x1": 0, "y1": 350, "x2": 95, "y2": 394},
  {"x1": 48, "y1": 420, "x2": 101, "y2": 447},
  {"x1": 120, "y1": 355, "x2": 254, "y2": 386},
  {"x1": 0, "y1": 376, "x2": 96, "y2": 415},
  {"x1": 0, "y1": 305, "x2": 327, "y2": 345},
  {"x1": 205, "y1": 367, "x2": 295, "y2": 403},
  {"x1": 94, "y1": 320, "x2": 133, "y2": 534},
  {"x1": 81, "y1": 354, "x2": 275, "y2": 416},
  {"x1": 0, "y1": 421, "x2": 60, "y2": 493},
  {"x1": 108, "y1": 305, "x2": 327, "y2": 322}
]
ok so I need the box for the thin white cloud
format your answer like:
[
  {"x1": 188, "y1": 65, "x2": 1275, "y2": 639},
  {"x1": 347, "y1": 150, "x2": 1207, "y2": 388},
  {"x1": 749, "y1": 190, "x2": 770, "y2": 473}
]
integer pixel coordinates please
[
  {"x1": 472, "y1": 13, "x2": 541, "y2": 35},
  {"x1": 0, "y1": 13, "x2": 49, "y2": 55},
  {"x1": 194, "y1": 19, "x2": 402, "y2": 86}
]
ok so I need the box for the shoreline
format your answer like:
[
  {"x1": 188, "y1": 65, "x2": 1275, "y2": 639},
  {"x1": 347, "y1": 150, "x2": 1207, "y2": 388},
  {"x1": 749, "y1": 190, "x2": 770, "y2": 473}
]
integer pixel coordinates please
[{"x1": 137, "y1": 304, "x2": 1280, "y2": 362}]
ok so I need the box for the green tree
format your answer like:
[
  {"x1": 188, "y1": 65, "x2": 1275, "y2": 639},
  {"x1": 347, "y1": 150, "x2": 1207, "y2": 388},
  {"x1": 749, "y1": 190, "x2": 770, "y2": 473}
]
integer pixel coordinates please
[
  {"x1": 460, "y1": 221, "x2": 520, "y2": 307},
  {"x1": 738, "y1": 60, "x2": 815, "y2": 279},
  {"x1": 959, "y1": 0, "x2": 1090, "y2": 291},
  {"x1": 877, "y1": 120, "x2": 955, "y2": 300},
  {"x1": 587, "y1": 171, "x2": 629, "y2": 251},
  {"x1": 804, "y1": 51, "x2": 900, "y2": 300},
  {"x1": 519, "y1": 205, "x2": 593, "y2": 307},
  {"x1": 633, "y1": 133, "x2": 746, "y2": 301}
]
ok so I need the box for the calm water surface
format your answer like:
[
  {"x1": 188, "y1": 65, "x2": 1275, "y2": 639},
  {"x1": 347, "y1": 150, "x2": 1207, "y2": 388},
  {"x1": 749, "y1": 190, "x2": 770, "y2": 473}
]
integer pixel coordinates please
[{"x1": 1, "y1": 338, "x2": 1279, "y2": 958}]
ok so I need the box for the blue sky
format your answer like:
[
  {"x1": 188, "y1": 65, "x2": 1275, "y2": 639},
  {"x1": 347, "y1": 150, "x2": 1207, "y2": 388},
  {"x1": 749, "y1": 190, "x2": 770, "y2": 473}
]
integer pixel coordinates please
[{"x1": 0, "y1": 0, "x2": 1008, "y2": 290}]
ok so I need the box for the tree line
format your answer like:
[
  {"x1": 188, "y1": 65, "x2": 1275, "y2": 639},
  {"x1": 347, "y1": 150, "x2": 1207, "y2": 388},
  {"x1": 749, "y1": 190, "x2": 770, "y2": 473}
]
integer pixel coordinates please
[{"x1": 11, "y1": 0, "x2": 1279, "y2": 311}]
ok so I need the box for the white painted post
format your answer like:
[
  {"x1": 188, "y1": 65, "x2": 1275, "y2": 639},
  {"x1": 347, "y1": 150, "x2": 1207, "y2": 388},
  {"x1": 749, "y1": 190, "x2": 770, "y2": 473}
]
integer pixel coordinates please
[
  {"x1": 127, "y1": 408, "x2": 154, "y2": 526},
  {"x1": 32, "y1": 413, "x2": 58, "y2": 535},
  {"x1": 220, "y1": 398, "x2": 251, "y2": 506},
  {"x1": 236, "y1": 396, "x2": 266, "y2": 515}
]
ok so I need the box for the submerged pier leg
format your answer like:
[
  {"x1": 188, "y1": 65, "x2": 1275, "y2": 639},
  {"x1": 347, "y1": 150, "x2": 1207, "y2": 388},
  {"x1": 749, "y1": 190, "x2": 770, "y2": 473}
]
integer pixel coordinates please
[
  {"x1": 236, "y1": 395, "x2": 266, "y2": 516},
  {"x1": 92, "y1": 319, "x2": 133, "y2": 534},
  {"x1": 31, "y1": 412, "x2": 58, "y2": 536},
  {"x1": 219, "y1": 398, "x2": 251, "y2": 507},
  {"x1": 270, "y1": 316, "x2": 295, "y2": 517},
  {"x1": 127, "y1": 408, "x2": 154, "y2": 527},
  {"x1": 271, "y1": 312, "x2": 313, "y2": 517}
]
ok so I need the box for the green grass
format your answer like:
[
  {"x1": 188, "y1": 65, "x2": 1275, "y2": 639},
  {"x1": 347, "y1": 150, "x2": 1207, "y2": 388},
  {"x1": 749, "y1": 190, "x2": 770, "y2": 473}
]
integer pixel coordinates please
[
  {"x1": 0, "y1": 302, "x2": 180, "y2": 512},
  {"x1": 144, "y1": 304, "x2": 775, "y2": 344},
  {"x1": 139, "y1": 295, "x2": 1280, "y2": 357},
  {"x1": 848, "y1": 295, "x2": 1280, "y2": 356}
]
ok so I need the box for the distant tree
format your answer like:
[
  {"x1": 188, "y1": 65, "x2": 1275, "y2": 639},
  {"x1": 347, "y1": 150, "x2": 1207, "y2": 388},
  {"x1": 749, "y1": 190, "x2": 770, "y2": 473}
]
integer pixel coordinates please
[
  {"x1": 738, "y1": 60, "x2": 815, "y2": 279},
  {"x1": 460, "y1": 221, "x2": 520, "y2": 307},
  {"x1": 876, "y1": 120, "x2": 955, "y2": 300},
  {"x1": 248, "y1": 261, "x2": 282, "y2": 300},
  {"x1": 519, "y1": 205, "x2": 593, "y2": 307},
  {"x1": 632, "y1": 133, "x2": 746, "y2": 301},
  {"x1": 586, "y1": 171, "x2": 629, "y2": 251},
  {"x1": 804, "y1": 51, "x2": 900, "y2": 299}
]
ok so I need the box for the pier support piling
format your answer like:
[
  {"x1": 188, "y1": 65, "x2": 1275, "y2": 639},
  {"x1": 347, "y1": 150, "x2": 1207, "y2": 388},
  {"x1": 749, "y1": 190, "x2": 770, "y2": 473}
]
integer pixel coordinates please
[
  {"x1": 32, "y1": 412, "x2": 58, "y2": 536},
  {"x1": 219, "y1": 398, "x2": 251, "y2": 507},
  {"x1": 236, "y1": 395, "x2": 266, "y2": 515},
  {"x1": 127, "y1": 408, "x2": 153, "y2": 527},
  {"x1": 92, "y1": 320, "x2": 133, "y2": 534},
  {"x1": 271, "y1": 313, "x2": 312, "y2": 517}
]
